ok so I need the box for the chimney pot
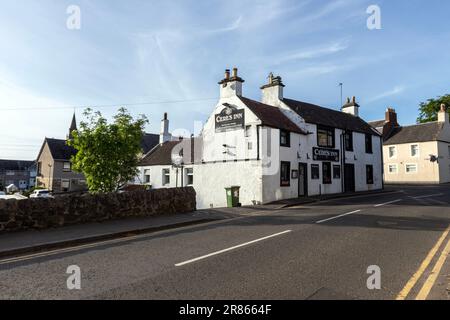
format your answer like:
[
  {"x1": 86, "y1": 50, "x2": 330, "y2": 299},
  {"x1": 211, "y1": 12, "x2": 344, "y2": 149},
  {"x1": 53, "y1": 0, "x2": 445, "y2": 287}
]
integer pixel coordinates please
[
  {"x1": 440, "y1": 103, "x2": 447, "y2": 112},
  {"x1": 346, "y1": 97, "x2": 350, "y2": 104},
  {"x1": 232, "y1": 67, "x2": 238, "y2": 78},
  {"x1": 225, "y1": 69, "x2": 230, "y2": 80},
  {"x1": 352, "y1": 96, "x2": 356, "y2": 103}
]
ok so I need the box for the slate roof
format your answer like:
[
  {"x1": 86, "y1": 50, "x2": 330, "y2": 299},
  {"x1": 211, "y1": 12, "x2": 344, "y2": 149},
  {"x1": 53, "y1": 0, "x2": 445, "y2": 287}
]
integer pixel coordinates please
[
  {"x1": 0, "y1": 159, "x2": 35, "y2": 172},
  {"x1": 368, "y1": 120, "x2": 385, "y2": 129},
  {"x1": 239, "y1": 97, "x2": 307, "y2": 134},
  {"x1": 139, "y1": 141, "x2": 182, "y2": 166},
  {"x1": 46, "y1": 138, "x2": 78, "y2": 161},
  {"x1": 384, "y1": 122, "x2": 447, "y2": 145},
  {"x1": 141, "y1": 133, "x2": 160, "y2": 154},
  {"x1": 41, "y1": 133, "x2": 160, "y2": 161},
  {"x1": 282, "y1": 98, "x2": 379, "y2": 136}
]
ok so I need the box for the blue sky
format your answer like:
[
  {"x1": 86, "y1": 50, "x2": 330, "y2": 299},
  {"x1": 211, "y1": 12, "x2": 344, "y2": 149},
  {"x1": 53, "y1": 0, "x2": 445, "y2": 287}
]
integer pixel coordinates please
[{"x1": 1, "y1": 0, "x2": 449, "y2": 160}]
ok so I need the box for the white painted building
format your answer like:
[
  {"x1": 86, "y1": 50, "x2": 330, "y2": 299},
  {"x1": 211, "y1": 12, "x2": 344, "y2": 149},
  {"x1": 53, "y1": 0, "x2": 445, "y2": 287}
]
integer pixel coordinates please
[
  {"x1": 138, "y1": 68, "x2": 383, "y2": 209},
  {"x1": 370, "y1": 105, "x2": 450, "y2": 184}
]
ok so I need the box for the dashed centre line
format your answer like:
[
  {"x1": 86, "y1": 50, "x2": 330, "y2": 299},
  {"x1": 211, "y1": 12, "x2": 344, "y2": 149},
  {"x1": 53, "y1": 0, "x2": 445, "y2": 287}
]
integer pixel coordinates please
[
  {"x1": 315, "y1": 210, "x2": 362, "y2": 224},
  {"x1": 175, "y1": 230, "x2": 292, "y2": 267},
  {"x1": 374, "y1": 199, "x2": 402, "y2": 207}
]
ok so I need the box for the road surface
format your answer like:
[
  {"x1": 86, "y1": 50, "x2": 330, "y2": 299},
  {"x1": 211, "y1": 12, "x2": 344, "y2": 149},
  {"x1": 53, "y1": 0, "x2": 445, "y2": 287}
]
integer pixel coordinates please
[{"x1": 0, "y1": 185, "x2": 449, "y2": 300}]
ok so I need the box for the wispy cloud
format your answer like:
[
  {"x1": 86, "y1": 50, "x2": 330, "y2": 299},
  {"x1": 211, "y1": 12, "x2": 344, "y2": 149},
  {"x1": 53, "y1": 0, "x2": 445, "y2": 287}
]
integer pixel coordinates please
[
  {"x1": 275, "y1": 39, "x2": 350, "y2": 64},
  {"x1": 365, "y1": 86, "x2": 406, "y2": 103}
]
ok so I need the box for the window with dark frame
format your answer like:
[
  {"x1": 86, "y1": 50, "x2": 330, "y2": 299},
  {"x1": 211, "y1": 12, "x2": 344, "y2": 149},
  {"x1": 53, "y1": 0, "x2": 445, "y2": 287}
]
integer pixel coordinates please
[
  {"x1": 333, "y1": 165, "x2": 341, "y2": 179},
  {"x1": 365, "y1": 134, "x2": 373, "y2": 154},
  {"x1": 366, "y1": 165, "x2": 374, "y2": 184},
  {"x1": 322, "y1": 162, "x2": 332, "y2": 184},
  {"x1": 344, "y1": 131, "x2": 353, "y2": 151},
  {"x1": 280, "y1": 161, "x2": 291, "y2": 186},
  {"x1": 317, "y1": 125, "x2": 335, "y2": 148},
  {"x1": 311, "y1": 164, "x2": 320, "y2": 180},
  {"x1": 280, "y1": 130, "x2": 291, "y2": 147}
]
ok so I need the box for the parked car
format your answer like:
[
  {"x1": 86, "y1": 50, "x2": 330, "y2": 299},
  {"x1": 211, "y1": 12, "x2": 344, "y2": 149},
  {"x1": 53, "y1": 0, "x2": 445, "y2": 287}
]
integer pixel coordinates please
[{"x1": 29, "y1": 189, "x2": 54, "y2": 199}]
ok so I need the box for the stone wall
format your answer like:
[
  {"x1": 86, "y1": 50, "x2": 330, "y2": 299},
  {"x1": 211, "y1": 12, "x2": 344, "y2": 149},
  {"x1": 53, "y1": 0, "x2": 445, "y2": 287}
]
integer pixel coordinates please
[{"x1": 0, "y1": 187, "x2": 196, "y2": 233}]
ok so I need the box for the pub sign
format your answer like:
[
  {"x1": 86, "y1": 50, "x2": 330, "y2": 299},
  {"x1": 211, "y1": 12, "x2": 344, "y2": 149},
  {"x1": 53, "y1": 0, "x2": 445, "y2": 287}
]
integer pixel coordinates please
[{"x1": 215, "y1": 104, "x2": 245, "y2": 132}]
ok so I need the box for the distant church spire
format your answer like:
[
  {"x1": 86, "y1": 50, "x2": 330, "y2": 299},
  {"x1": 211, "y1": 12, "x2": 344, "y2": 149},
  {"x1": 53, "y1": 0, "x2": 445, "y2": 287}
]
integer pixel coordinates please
[{"x1": 68, "y1": 112, "x2": 77, "y2": 140}]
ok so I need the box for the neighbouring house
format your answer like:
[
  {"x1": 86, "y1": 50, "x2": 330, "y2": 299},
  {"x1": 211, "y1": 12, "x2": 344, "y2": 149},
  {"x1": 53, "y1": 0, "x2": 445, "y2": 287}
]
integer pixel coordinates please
[
  {"x1": 0, "y1": 159, "x2": 36, "y2": 191},
  {"x1": 369, "y1": 104, "x2": 450, "y2": 184},
  {"x1": 138, "y1": 68, "x2": 383, "y2": 209},
  {"x1": 36, "y1": 113, "x2": 160, "y2": 193}
]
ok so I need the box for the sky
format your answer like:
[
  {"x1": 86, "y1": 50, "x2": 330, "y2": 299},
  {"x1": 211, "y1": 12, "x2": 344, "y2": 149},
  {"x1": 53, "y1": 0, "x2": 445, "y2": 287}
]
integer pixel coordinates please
[{"x1": 1, "y1": 0, "x2": 449, "y2": 160}]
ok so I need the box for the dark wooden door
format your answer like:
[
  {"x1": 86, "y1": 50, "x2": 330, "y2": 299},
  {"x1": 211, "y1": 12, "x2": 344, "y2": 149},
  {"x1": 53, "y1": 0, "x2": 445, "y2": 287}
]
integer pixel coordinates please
[
  {"x1": 344, "y1": 164, "x2": 355, "y2": 192},
  {"x1": 298, "y1": 163, "x2": 308, "y2": 197}
]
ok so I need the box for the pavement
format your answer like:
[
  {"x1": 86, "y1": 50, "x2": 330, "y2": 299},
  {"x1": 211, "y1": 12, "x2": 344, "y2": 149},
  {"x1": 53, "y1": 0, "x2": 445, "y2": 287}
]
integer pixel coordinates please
[{"x1": 0, "y1": 185, "x2": 449, "y2": 300}]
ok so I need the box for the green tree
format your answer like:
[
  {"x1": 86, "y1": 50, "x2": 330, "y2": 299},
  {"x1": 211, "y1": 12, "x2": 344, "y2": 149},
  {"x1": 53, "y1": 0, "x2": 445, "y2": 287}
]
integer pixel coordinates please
[
  {"x1": 417, "y1": 94, "x2": 450, "y2": 123},
  {"x1": 68, "y1": 108, "x2": 148, "y2": 193}
]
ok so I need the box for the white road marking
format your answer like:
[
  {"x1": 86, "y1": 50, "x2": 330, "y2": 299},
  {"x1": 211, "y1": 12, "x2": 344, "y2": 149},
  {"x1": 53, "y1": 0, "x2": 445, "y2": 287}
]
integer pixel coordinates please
[
  {"x1": 175, "y1": 230, "x2": 292, "y2": 267},
  {"x1": 374, "y1": 199, "x2": 402, "y2": 207},
  {"x1": 0, "y1": 211, "x2": 292, "y2": 266},
  {"x1": 411, "y1": 193, "x2": 444, "y2": 200},
  {"x1": 315, "y1": 210, "x2": 361, "y2": 224}
]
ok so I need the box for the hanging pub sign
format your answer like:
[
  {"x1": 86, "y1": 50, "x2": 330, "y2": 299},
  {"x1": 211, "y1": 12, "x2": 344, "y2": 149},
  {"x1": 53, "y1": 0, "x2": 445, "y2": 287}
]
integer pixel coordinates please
[
  {"x1": 313, "y1": 147, "x2": 340, "y2": 162},
  {"x1": 215, "y1": 103, "x2": 245, "y2": 132}
]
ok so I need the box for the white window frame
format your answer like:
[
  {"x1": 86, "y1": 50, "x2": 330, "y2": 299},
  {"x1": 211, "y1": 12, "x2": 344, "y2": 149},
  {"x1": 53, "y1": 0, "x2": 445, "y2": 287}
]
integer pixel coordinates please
[
  {"x1": 244, "y1": 125, "x2": 252, "y2": 138},
  {"x1": 5, "y1": 170, "x2": 15, "y2": 176},
  {"x1": 143, "y1": 169, "x2": 151, "y2": 184},
  {"x1": 185, "y1": 168, "x2": 193, "y2": 186},
  {"x1": 61, "y1": 179, "x2": 70, "y2": 190},
  {"x1": 405, "y1": 163, "x2": 418, "y2": 174},
  {"x1": 387, "y1": 164, "x2": 398, "y2": 174},
  {"x1": 162, "y1": 168, "x2": 170, "y2": 186},
  {"x1": 63, "y1": 162, "x2": 71, "y2": 172},
  {"x1": 410, "y1": 144, "x2": 419, "y2": 158},
  {"x1": 388, "y1": 146, "x2": 397, "y2": 159}
]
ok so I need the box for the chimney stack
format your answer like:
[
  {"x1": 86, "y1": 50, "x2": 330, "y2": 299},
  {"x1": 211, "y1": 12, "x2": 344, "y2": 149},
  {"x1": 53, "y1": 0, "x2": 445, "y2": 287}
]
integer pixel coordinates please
[
  {"x1": 438, "y1": 103, "x2": 449, "y2": 123},
  {"x1": 260, "y1": 72, "x2": 285, "y2": 106},
  {"x1": 385, "y1": 107, "x2": 398, "y2": 126},
  {"x1": 160, "y1": 112, "x2": 171, "y2": 144},
  {"x1": 342, "y1": 96, "x2": 360, "y2": 117},
  {"x1": 218, "y1": 67, "x2": 244, "y2": 98}
]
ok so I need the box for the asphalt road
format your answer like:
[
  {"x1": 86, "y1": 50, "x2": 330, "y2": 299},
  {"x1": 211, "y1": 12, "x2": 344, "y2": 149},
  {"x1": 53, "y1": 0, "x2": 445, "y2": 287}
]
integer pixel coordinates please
[{"x1": 0, "y1": 185, "x2": 450, "y2": 300}]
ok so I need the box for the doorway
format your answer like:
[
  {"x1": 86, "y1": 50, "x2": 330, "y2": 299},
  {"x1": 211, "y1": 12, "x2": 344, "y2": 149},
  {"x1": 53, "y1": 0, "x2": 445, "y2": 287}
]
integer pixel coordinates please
[
  {"x1": 344, "y1": 164, "x2": 355, "y2": 192},
  {"x1": 298, "y1": 163, "x2": 308, "y2": 197}
]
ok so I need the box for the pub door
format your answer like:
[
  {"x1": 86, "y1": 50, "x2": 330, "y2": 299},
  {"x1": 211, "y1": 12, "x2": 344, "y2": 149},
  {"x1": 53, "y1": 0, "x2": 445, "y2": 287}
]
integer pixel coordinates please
[
  {"x1": 344, "y1": 164, "x2": 355, "y2": 193},
  {"x1": 298, "y1": 163, "x2": 308, "y2": 197}
]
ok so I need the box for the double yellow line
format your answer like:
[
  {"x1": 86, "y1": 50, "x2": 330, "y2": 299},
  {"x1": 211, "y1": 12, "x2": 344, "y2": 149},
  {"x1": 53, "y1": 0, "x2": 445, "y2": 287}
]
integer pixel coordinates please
[{"x1": 396, "y1": 225, "x2": 450, "y2": 300}]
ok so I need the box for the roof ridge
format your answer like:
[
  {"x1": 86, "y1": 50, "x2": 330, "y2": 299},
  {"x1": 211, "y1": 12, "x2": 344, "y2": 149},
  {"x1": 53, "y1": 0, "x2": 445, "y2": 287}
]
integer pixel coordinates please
[{"x1": 398, "y1": 121, "x2": 439, "y2": 128}]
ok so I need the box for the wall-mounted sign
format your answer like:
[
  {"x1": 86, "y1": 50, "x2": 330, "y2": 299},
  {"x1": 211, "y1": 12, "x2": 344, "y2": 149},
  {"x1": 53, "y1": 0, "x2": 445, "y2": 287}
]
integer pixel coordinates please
[
  {"x1": 215, "y1": 104, "x2": 245, "y2": 132},
  {"x1": 313, "y1": 147, "x2": 340, "y2": 162}
]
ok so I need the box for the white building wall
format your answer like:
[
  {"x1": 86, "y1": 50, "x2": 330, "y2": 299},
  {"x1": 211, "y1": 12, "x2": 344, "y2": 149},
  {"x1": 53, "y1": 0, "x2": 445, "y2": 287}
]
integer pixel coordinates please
[
  {"x1": 438, "y1": 141, "x2": 450, "y2": 183},
  {"x1": 194, "y1": 161, "x2": 263, "y2": 209},
  {"x1": 201, "y1": 96, "x2": 260, "y2": 163},
  {"x1": 348, "y1": 131, "x2": 383, "y2": 191},
  {"x1": 383, "y1": 141, "x2": 440, "y2": 184}
]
